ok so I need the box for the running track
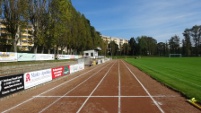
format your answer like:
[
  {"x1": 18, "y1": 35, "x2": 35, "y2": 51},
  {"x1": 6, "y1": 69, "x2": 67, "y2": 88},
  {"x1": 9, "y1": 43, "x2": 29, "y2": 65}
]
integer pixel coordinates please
[{"x1": 0, "y1": 60, "x2": 200, "y2": 113}]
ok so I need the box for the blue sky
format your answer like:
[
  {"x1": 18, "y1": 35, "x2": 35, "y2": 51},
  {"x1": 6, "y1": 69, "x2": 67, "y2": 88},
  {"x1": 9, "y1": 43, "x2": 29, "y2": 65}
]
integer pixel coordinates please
[{"x1": 71, "y1": 0, "x2": 201, "y2": 42}]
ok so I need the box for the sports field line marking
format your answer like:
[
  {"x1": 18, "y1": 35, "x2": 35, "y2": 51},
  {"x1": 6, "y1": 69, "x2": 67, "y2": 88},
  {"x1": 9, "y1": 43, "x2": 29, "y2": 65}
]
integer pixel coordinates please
[
  {"x1": 39, "y1": 62, "x2": 113, "y2": 113},
  {"x1": 34, "y1": 95, "x2": 176, "y2": 98},
  {"x1": 118, "y1": 61, "x2": 121, "y2": 113},
  {"x1": 122, "y1": 60, "x2": 165, "y2": 113},
  {"x1": 76, "y1": 61, "x2": 116, "y2": 113},
  {"x1": 2, "y1": 62, "x2": 112, "y2": 113}
]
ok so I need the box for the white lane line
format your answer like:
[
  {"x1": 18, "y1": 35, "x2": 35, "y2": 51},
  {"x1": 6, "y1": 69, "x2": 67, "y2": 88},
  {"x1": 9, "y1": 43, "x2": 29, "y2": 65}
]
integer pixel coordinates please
[
  {"x1": 39, "y1": 62, "x2": 113, "y2": 113},
  {"x1": 122, "y1": 61, "x2": 165, "y2": 113},
  {"x1": 2, "y1": 62, "x2": 111, "y2": 113},
  {"x1": 118, "y1": 61, "x2": 121, "y2": 113},
  {"x1": 76, "y1": 61, "x2": 116, "y2": 113},
  {"x1": 34, "y1": 95, "x2": 176, "y2": 98}
]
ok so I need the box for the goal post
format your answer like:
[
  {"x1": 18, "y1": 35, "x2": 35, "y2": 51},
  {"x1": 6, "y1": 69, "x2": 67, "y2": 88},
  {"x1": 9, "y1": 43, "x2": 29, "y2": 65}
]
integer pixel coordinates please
[{"x1": 169, "y1": 54, "x2": 182, "y2": 57}]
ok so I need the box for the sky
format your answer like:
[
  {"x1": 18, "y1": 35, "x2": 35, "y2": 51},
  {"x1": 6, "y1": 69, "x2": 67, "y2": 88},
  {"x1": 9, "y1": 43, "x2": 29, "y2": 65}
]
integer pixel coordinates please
[{"x1": 71, "y1": 0, "x2": 201, "y2": 42}]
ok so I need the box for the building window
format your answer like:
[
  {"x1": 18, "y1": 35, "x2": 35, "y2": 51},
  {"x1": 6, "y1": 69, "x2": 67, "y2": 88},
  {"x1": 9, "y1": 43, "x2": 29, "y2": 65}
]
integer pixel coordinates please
[{"x1": 85, "y1": 53, "x2": 89, "y2": 56}]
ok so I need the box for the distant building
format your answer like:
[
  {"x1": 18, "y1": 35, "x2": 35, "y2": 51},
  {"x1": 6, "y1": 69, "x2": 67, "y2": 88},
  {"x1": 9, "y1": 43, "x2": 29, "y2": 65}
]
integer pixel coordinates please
[
  {"x1": 0, "y1": 19, "x2": 34, "y2": 51},
  {"x1": 83, "y1": 50, "x2": 98, "y2": 58},
  {"x1": 101, "y1": 35, "x2": 128, "y2": 48},
  {"x1": 0, "y1": 19, "x2": 12, "y2": 47},
  {"x1": 17, "y1": 24, "x2": 34, "y2": 51}
]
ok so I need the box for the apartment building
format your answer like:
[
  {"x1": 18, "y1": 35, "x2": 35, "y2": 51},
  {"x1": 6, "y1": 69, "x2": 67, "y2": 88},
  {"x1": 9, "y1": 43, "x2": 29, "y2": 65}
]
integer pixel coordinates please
[
  {"x1": 0, "y1": 19, "x2": 34, "y2": 51},
  {"x1": 17, "y1": 25, "x2": 34, "y2": 51},
  {"x1": 101, "y1": 35, "x2": 128, "y2": 48}
]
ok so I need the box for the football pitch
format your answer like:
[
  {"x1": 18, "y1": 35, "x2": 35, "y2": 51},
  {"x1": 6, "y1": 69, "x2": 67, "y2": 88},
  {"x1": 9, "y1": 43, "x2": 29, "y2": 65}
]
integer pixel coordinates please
[{"x1": 125, "y1": 57, "x2": 201, "y2": 103}]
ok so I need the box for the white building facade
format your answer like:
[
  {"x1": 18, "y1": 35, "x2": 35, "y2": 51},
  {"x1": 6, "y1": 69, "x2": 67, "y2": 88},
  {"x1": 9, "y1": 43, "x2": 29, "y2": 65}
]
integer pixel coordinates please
[{"x1": 101, "y1": 35, "x2": 128, "y2": 48}]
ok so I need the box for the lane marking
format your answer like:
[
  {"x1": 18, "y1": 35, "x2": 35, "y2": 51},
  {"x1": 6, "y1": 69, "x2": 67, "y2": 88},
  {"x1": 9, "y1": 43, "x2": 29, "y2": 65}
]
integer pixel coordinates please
[
  {"x1": 39, "y1": 62, "x2": 114, "y2": 113},
  {"x1": 76, "y1": 61, "x2": 116, "y2": 113},
  {"x1": 118, "y1": 60, "x2": 121, "y2": 113},
  {"x1": 34, "y1": 95, "x2": 176, "y2": 98},
  {"x1": 2, "y1": 62, "x2": 112, "y2": 113},
  {"x1": 122, "y1": 60, "x2": 165, "y2": 113}
]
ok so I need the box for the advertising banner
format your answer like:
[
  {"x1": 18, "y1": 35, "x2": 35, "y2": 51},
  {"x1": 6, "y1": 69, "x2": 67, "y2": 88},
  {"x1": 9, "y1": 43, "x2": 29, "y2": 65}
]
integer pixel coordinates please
[
  {"x1": 78, "y1": 63, "x2": 85, "y2": 71},
  {"x1": 70, "y1": 55, "x2": 75, "y2": 59},
  {"x1": 0, "y1": 52, "x2": 17, "y2": 62},
  {"x1": 70, "y1": 63, "x2": 84, "y2": 74},
  {"x1": 69, "y1": 64, "x2": 78, "y2": 74},
  {"x1": 17, "y1": 53, "x2": 36, "y2": 61},
  {"x1": 57, "y1": 55, "x2": 71, "y2": 60},
  {"x1": 74, "y1": 55, "x2": 82, "y2": 59},
  {"x1": 0, "y1": 74, "x2": 24, "y2": 97},
  {"x1": 35, "y1": 54, "x2": 54, "y2": 61},
  {"x1": 24, "y1": 69, "x2": 52, "y2": 89},
  {"x1": 51, "y1": 66, "x2": 70, "y2": 79}
]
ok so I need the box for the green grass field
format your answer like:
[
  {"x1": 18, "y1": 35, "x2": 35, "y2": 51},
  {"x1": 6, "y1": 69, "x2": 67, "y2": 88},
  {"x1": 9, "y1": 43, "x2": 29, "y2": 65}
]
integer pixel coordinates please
[{"x1": 125, "y1": 57, "x2": 201, "y2": 103}]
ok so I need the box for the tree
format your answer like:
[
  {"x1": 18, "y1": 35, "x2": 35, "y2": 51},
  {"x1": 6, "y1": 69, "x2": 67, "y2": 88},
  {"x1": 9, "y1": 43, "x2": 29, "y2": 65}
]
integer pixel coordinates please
[
  {"x1": 108, "y1": 41, "x2": 118, "y2": 56},
  {"x1": 0, "y1": 0, "x2": 104, "y2": 54},
  {"x1": 129, "y1": 37, "x2": 136, "y2": 55},
  {"x1": 184, "y1": 25, "x2": 201, "y2": 56},
  {"x1": 146, "y1": 37, "x2": 157, "y2": 55},
  {"x1": 121, "y1": 43, "x2": 130, "y2": 55},
  {"x1": 28, "y1": 0, "x2": 49, "y2": 53},
  {"x1": 137, "y1": 36, "x2": 157, "y2": 56},
  {"x1": 169, "y1": 35, "x2": 180, "y2": 54},
  {"x1": 2, "y1": 0, "x2": 28, "y2": 52},
  {"x1": 182, "y1": 29, "x2": 192, "y2": 56},
  {"x1": 165, "y1": 41, "x2": 169, "y2": 56},
  {"x1": 157, "y1": 42, "x2": 166, "y2": 56},
  {"x1": 48, "y1": 0, "x2": 72, "y2": 54}
]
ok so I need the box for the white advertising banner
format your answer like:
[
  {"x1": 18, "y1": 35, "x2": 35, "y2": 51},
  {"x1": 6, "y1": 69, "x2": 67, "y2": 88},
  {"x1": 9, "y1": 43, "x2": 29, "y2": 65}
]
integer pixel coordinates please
[
  {"x1": 35, "y1": 54, "x2": 54, "y2": 60},
  {"x1": 17, "y1": 53, "x2": 36, "y2": 61},
  {"x1": 24, "y1": 69, "x2": 52, "y2": 89},
  {"x1": 0, "y1": 52, "x2": 17, "y2": 62},
  {"x1": 70, "y1": 63, "x2": 84, "y2": 74},
  {"x1": 57, "y1": 55, "x2": 82, "y2": 60},
  {"x1": 70, "y1": 64, "x2": 79, "y2": 74},
  {"x1": 70, "y1": 55, "x2": 75, "y2": 59},
  {"x1": 57, "y1": 55, "x2": 71, "y2": 60},
  {"x1": 78, "y1": 63, "x2": 84, "y2": 71}
]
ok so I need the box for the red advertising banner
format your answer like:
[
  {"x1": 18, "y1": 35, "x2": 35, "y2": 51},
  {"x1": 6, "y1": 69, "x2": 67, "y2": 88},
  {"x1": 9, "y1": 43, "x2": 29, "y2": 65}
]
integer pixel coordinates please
[{"x1": 51, "y1": 66, "x2": 70, "y2": 79}]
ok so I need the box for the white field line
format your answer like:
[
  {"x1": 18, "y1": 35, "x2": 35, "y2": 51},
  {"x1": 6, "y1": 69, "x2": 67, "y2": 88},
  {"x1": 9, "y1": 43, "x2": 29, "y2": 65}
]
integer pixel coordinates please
[
  {"x1": 76, "y1": 61, "x2": 116, "y2": 113},
  {"x1": 2, "y1": 62, "x2": 112, "y2": 113},
  {"x1": 122, "y1": 60, "x2": 165, "y2": 113},
  {"x1": 39, "y1": 62, "x2": 113, "y2": 113},
  {"x1": 118, "y1": 61, "x2": 121, "y2": 113},
  {"x1": 34, "y1": 95, "x2": 176, "y2": 98}
]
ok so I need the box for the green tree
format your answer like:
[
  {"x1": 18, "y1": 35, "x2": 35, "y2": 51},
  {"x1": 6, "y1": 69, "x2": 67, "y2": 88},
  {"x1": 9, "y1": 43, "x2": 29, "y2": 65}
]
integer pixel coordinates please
[
  {"x1": 184, "y1": 25, "x2": 201, "y2": 56},
  {"x1": 169, "y1": 35, "x2": 180, "y2": 54},
  {"x1": 137, "y1": 36, "x2": 157, "y2": 55},
  {"x1": 182, "y1": 29, "x2": 192, "y2": 56},
  {"x1": 28, "y1": 0, "x2": 48, "y2": 53},
  {"x1": 129, "y1": 37, "x2": 137, "y2": 55},
  {"x1": 122, "y1": 43, "x2": 130, "y2": 55},
  {"x1": 49, "y1": 0, "x2": 72, "y2": 54},
  {"x1": 157, "y1": 42, "x2": 166, "y2": 56},
  {"x1": 108, "y1": 41, "x2": 118, "y2": 56}
]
